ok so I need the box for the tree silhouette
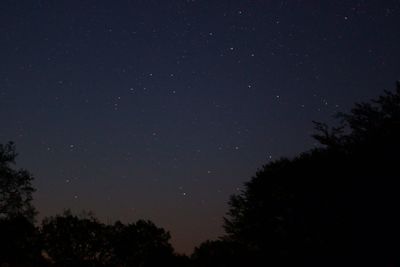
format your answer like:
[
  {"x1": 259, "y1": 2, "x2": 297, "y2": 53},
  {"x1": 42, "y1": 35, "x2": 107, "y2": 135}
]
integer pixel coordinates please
[
  {"x1": 0, "y1": 142, "x2": 36, "y2": 221},
  {"x1": 41, "y1": 210, "x2": 110, "y2": 267},
  {"x1": 40, "y1": 210, "x2": 178, "y2": 267},
  {"x1": 191, "y1": 239, "x2": 248, "y2": 267},
  {"x1": 0, "y1": 142, "x2": 41, "y2": 267},
  {"x1": 0, "y1": 216, "x2": 43, "y2": 267},
  {"x1": 312, "y1": 82, "x2": 400, "y2": 266},
  {"x1": 223, "y1": 82, "x2": 400, "y2": 266},
  {"x1": 109, "y1": 220, "x2": 176, "y2": 267}
]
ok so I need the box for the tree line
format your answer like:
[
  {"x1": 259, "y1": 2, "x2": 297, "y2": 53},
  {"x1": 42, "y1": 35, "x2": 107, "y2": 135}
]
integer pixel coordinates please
[{"x1": 1, "y1": 82, "x2": 400, "y2": 266}]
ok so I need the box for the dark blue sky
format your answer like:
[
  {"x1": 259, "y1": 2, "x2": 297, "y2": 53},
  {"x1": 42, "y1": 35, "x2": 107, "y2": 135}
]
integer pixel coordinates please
[{"x1": 1, "y1": 0, "x2": 399, "y2": 254}]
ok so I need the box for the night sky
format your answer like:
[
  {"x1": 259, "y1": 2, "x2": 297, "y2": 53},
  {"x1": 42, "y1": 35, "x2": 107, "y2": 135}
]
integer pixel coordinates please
[{"x1": 1, "y1": 0, "x2": 399, "y2": 254}]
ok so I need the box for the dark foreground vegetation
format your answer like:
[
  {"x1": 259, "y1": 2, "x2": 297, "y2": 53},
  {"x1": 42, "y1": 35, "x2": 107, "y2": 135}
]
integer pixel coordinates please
[{"x1": 1, "y1": 82, "x2": 400, "y2": 266}]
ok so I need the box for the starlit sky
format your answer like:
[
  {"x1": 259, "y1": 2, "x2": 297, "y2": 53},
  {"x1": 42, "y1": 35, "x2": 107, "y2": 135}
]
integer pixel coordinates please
[{"x1": 0, "y1": 0, "x2": 399, "y2": 254}]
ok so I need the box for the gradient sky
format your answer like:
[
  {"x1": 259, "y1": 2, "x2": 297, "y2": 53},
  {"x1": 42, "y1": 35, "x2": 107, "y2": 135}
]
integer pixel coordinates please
[{"x1": 1, "y1": 0, "x2": 399, "y2": 254}]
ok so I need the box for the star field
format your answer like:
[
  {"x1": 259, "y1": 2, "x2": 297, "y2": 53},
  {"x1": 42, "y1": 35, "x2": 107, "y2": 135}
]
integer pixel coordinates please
[{"x1": 1, "y1": 0, "x2": 399, "y2": 254}]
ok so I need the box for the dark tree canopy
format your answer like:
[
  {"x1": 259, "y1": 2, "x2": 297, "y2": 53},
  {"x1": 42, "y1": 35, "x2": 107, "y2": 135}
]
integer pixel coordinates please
[
  {"x1": 0, "y1": 216, "x2": 43, "y2": 267},
  {"x1": 110, "y1": 219, "x2": 175, "y2": 267},
  {"x1": 191, "y1": 239, "x2": 248, "y2": 267},
  {"x1": 223, "y1": 82, "x2": 400, "y2": 266},
  {"x1": 0, "y1": 144, "x2": 180, "y2": 267},
  {"x1": 0, "y1": 142, "x2": 36, "y2": 221},
  {"x1": 0, "y1": 143, "x2": 42, "y2": 267},
  {"x1": 41, "y1": 210, "x2": 178, "y2": 267},
  {"x1": 41, "y1": 210, "x2": 108, "y2": 267}
]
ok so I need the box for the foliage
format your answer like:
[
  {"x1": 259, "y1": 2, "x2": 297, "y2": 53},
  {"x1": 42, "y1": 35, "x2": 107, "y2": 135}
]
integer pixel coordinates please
[
  {"x1": 41, "y1": 210, "x2": 178, "y2": 267},
  {"x1": 41, "y1": 210, "x2": 109, "y2": 267},
  {"x1": 110, "y1": 220, "x2": 175, "y2": 267},
  {"x1": 223, "y1": 82, "x2": 400, "y2": 266},
  {"x1": 0, "y1": 142, "x2": 36, "y2": 221},
  {"x1": 0, "y1": 216, "x2": 43, "y2": 267},
  {"x1": 0, "y1": 143, "x2": 41, "y2": 267},
  {"x1": 191, "y1": 239, "x2": 248, "y2": 267}
]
